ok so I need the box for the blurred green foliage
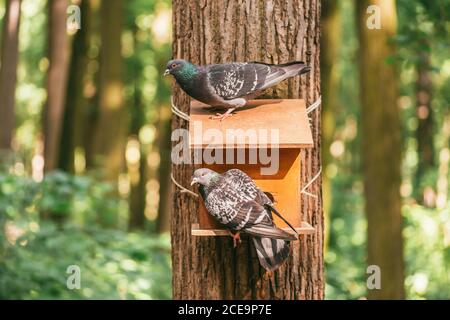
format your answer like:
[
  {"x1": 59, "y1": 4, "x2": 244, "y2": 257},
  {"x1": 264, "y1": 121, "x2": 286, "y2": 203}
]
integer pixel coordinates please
[
  {"x1": 1, "y1": 0, "x2": 173, "y2": 299},
  {"x1": 325, "y1": 0, "x2": 450, "y2": 299},
  {"x1": 403, "y1": 204, "x2": 450, "y2": 299},
  {"x1": 0, "y1": 171, "x2": 171, "y2": 299},
  {"x1": 0, "y1": 0, "x2": 449, "y2": 300},
  {"x1": 40, "y1": 171, "x2": 116, "y2": 224}
]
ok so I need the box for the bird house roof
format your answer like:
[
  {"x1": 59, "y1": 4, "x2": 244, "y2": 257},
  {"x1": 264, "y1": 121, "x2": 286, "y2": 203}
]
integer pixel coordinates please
[{"x1": 189, "y1": 99, "x2": 314, "y2": 149}]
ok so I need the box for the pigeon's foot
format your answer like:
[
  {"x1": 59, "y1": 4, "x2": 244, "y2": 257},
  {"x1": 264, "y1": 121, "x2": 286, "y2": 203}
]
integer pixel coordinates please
[
  {"x1": 209, "y1": 112, "x2": 234, "y2": 121},
  {"x1": 209, "y1": 108, "x2": 236, "y2": 121},
  {"x1": 229, "y1": 231, "x2": 241, "y2": 248}
]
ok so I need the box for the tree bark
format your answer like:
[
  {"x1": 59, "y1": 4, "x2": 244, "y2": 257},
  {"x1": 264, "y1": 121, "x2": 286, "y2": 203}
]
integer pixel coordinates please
[
  {"x1": 91, "y1": 0, "x2": 127, "y2": 181},
  {"x1": 320, "y1": 0, "x2": 340, "y2": 251},
  {"x1": 44, "y1": 0, "x2": 69, "y2": 172},
  {"x1": 356, "y1": 0, "x2": 405, "y2": 299},
  {"x1": 59, "y1": 0, "x2": 92, "y2": 172},
  {"x1": 414, "y1": 49, "x2": 434, "y2": 205},
  {"x1": 171, "y1": 0, "x2": 323, "y2": 299},
  {"x1": 0, "y1": 0, "x2": 21, "y2": 150}
]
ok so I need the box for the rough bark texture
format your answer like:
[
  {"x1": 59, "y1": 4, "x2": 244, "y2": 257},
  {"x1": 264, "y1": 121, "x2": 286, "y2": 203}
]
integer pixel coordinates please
[
  {"x1": 320, "y1": 0, "x2": 340, "y2": 250},
  {"x1": 414, "y1": 50, "x2": 434, "y2": 205},
  {"x1": 44, "y1": 0, "x2": 69, "y2": 172},
  {"x1": 0, "y1": 0, "x2": 21, "y2": 150},
  {"x1": 171, "y1": 0, "x2": 323, "y2": 300},
  {"x1": 59, "y1": 0, "x2": 92, "y2": 172},
  {"x1": 356, "y1": 0, "x2": 405, "y2": 299},
  {"x1": 92, "y1": 0, "x2": 127, "y2": 181}
]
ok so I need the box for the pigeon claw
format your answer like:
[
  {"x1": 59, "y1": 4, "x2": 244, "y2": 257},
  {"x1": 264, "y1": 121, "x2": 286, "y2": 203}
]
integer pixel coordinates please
[
  {"x1": 230, "y1": 231, "x2": 241, "y2": 248},
  {"x1": 209, "y1": 112, "x2": 234, "y2": 121},
  {"x1": 209, "y1": 107, "x2": 236, "y2": 121}
]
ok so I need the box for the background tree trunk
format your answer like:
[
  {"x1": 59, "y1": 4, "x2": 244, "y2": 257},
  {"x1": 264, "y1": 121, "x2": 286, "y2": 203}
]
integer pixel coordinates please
[
  {"x1": 320, "y1": 0, "x2": 341, "y2": 251},
  {"x1": 91, "y1": 0, "x2": 127, "y2": 181},
  {"x1": 156, "y1": 111, "x2": 172, "y2": 233},
  {"x1": 171, "y1": 0, "x2": 323, "y2": 299},
  {"x1": 414, "y1": 49, "x2": 434, "y2": 205},
  {"x1": 0, "y1": 0, "x2": 21, "y2": 150},
  {"x1": 44, "y1": 0, "x2": 69, "y2": 172},
  {"x1": 128, "y1": 138, "x2": 147, "y2": 229},
  {"x1": 356, "y1": 0, "x2": 405, "y2": 299},
  {"x1": 59, "y1": 0, "x2": 92, "y2": 172},
  {"x1": 128, "y1": 24, "x2": 146, "y2": 230}
]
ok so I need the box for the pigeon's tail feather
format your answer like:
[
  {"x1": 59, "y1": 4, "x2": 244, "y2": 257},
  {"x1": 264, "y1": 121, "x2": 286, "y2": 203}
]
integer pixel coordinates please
[
  {"x1": 297, "y1": 65, "x2": 311, "y2": 75},
  {"x1": 255, "y1": 61, "x2": 311, "y2": 91},
  {"x1": 252, "y1": 237, "x2": 291, "y2": 271},
  {"x1": 244, "y1": 224, "x2": 297, "y2": 241},
  {"x1": 264, "y1": 204, "x2": 298, "y2": 236},
  {"x1": 278, "y1": 61, "x2": 311, "y2": 77}
]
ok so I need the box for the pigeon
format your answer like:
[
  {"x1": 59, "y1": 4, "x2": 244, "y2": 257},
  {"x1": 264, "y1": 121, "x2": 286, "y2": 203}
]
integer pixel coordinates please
[
  {"x1": 191, "y1": 168, "x2": 298, "y2": 271},
  {"x1": 165, "y1": 59, "x2": 310, "y2": 121}
]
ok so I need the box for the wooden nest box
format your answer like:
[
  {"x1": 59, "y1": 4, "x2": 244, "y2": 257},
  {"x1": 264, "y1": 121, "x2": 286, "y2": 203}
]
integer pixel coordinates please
[{"x1": 189, "y1": 99, "x2": 315, "y2": 236}]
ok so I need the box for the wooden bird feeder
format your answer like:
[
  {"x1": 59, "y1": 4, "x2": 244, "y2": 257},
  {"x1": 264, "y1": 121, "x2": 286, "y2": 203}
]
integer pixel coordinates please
[{"x1": 189, "y1": 99, "x2": 315, "y2": 236}]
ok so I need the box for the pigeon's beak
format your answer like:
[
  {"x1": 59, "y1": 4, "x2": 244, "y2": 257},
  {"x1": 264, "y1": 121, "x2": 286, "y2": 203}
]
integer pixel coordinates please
[
  {"x1": 164, "y1": 69, "x2": 170, "y2": 77},
  {"x1": 190, "y1": 178, "x2": 198, "y2": 186}
]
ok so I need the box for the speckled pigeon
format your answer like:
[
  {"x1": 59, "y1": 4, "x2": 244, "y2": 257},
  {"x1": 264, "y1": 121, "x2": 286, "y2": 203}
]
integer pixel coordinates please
[
  {"x1": 165, "y1": 59, "x2": 310, "y2": 121},
  {"x1": 191, "y1": 168, "x2": 298, "y2": 271}
]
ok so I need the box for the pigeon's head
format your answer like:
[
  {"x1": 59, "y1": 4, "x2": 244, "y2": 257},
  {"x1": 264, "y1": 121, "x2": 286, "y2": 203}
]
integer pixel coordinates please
[
  {"x1": 191, "y1": 168, "x2": 219, "y2": 187},
  {"x1": 164, "y1": 59, "x2": 193, "y2": 77}
]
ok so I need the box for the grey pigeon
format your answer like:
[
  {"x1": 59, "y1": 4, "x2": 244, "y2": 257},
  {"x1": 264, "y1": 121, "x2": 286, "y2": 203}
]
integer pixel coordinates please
[
  {"x1": 165, "y1": 59, "x2": 310, "y2": 121},
  {"x1": 191, "y1": 168, "x2": 298, "y2": 271}
]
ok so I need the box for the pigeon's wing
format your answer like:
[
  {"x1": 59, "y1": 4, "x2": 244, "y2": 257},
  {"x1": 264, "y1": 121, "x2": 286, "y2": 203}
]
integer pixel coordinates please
[
  {"x1": 204, "y1": 184, "x2": 266, "y2": 229},
  {"x1": 246, "y1": 61, "x2": 310, "y2": 91},
  {"x1": 222, "y1": 169, "x2": 297, "y2": 241},
  {"x1": 223, "y1": 169, "x2": 272, "y2": 205},
  {"x1": 244, "y1": 222, "x2": 297, "y2": 241},
  {"x1": 206, "y1": 63, "x2": 272, "y2": 100},
  {"x1": 207, "y1": 61, "x2": 309, "y2": 100},
  {"x1": 221, "y1": 198, "x2": 294, "y2": 240},
  {"x1": 226, "y1": 199, "x2": 268, "y2": 230},
  {"x1": 204, "y1": 172, "x2": 271, "y2": 230}
]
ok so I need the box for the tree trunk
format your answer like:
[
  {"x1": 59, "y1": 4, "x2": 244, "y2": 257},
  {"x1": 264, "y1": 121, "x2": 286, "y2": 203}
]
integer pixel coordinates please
[
  {"x1": 44, "y1": 0, "x2": 69, "y2": 172},
  {"x1": 91, "y1": 0, "x2": 126, "y2": 181},
  {"x1": 356, "y1": 0, "x2": 405, "y2": 299},
  {"x1": 0, "y1": 0, "x2": 21, "y2": 150},
  {"x1": 414, "y1": 49, "x2": 434, "y2": 205},
  {"x1": 171, "y1": 0, "x2": 323, "y2": 300},
  {"x1": 127, "y1": 24, "x2": 146, "y2": 230},
  {"x1": 320, "y1": 0, "x2": 340, "y2": 251},
  {"x1": 59, "y1": 0, "x2": 92, "y2": 172},
  {"x1": 128, "y1": 138, "x2": 147, "y2": 229}
]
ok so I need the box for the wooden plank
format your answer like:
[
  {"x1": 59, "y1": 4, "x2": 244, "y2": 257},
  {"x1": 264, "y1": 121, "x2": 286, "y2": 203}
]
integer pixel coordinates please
[
  {"x1": 189, "y1": 99, "x2": 314, "y2": 149},
  {"x1": 191, "y1": 222, "x2": 315, "y2": 236}
]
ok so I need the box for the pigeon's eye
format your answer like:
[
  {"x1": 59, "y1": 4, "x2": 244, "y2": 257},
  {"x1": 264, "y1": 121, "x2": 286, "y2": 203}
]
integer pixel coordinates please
[{"x1": 171, "y1": 63, "x2": 177, "y2": 68}]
